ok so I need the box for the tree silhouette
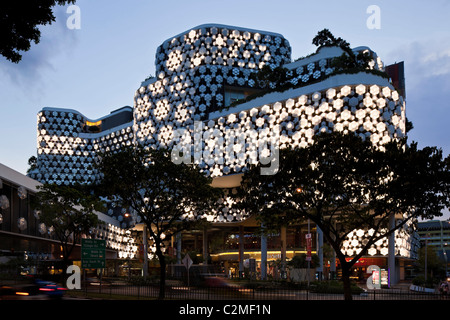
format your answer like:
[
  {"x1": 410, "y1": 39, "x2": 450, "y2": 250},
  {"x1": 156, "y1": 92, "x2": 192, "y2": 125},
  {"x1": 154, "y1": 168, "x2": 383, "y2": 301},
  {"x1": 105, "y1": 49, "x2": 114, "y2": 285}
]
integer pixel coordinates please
[
  {"x1": 0, "y1": 1, "x2": 75, "y2": 63},
  {"x1": 239, "y1": 132, "x2": 449, "y2": 300},
  {"x1": 33, "y1": 183, "x2": 102, "y2": 270},
  {"x1": 312, "y1": 28, "x2": 372, "y2": 72},
  {"x1": 95, "y1": 145, "x2": 220, "y2": 299}
]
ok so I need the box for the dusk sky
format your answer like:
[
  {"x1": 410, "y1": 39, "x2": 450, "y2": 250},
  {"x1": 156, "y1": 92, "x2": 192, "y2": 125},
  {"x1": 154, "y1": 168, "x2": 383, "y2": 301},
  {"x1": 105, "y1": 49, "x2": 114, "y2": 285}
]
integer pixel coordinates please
[{"x1": 1, "y1": 1, "x2": 449, "y2": 217}]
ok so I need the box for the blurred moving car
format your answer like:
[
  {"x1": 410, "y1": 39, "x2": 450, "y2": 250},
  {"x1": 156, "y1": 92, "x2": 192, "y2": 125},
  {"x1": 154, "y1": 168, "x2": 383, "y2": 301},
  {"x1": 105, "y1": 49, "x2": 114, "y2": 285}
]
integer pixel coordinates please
[
  {"x1": 0, "y1": 276, "x2": 67, "y2": 300},
  {"x1": 0, "y1": 284, "x2": 41, "y2": 300},
  {"x1": 34, "y1": 280, "x2": 67, "y2": 299}
]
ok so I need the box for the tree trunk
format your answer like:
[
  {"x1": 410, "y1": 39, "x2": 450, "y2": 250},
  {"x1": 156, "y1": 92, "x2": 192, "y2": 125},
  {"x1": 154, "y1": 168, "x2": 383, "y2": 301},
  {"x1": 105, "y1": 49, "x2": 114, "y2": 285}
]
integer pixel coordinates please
[
  {"x1": 156, "y1": 245, "x2": 166, "y2": 300},
  {"x1": 341, "y1": 266, "x2": 353, "y2": 301},
  {"x1": 61, "y1": 241, "x2": 74, "y2": 283}
]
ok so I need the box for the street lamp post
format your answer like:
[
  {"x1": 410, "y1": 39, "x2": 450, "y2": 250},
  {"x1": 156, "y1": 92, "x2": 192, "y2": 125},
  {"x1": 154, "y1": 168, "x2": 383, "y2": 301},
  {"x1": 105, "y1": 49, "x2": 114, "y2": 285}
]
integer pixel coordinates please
[
  {"x1": 307, "y1": 219, "x2": 311, "y2": 287},
  {"x1": 443, "y1": 244, "x2": 448, "y2": 277},
  {"x1": 424, "y1": 233, "x2": 430, "y2": 283}
]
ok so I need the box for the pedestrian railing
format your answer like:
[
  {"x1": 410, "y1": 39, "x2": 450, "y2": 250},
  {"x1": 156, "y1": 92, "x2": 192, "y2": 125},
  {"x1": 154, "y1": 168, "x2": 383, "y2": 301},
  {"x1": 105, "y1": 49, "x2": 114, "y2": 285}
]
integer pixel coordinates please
[{"x1": 78, "y1": 283, "x2": 450, "y2": 300}]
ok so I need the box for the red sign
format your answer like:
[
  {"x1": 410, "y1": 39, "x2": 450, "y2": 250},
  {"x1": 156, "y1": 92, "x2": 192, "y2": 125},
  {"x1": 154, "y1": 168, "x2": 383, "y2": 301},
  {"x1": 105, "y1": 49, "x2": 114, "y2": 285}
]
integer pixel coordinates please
[{"x1": 340, "y1": 257, "x2": 386, "y2": 267}]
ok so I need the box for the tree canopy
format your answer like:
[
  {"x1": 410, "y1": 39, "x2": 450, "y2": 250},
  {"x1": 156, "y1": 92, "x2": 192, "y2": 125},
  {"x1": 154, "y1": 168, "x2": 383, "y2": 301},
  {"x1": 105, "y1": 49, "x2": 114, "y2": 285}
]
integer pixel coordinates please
[
  {"x1": 238, "y1": 132, "x2": 449, "y2": 299},
  {"x1": 0, "y1": 1, "x2": 75, "y2": 63},
  {"x1": 33, "y1": 183, "x2": 103, "y2": 269},
  {"x1": 95, "y1": 145, "x2": 221, "y2": 299},
  {"x1": 312, "y1": 28, "x2": 373, "y2": 74}
]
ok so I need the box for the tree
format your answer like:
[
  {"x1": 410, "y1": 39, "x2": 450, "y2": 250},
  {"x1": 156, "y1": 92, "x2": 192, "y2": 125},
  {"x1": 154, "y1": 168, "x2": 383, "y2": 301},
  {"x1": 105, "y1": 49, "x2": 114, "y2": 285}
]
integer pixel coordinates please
[
  {"x1": 33, "y1": 183, "x2": 102, "y2": 270},
  {"x1": 26, "y1": 156, "x2": 37, "y2": 174},
  {"x1": 416, "y1": 246, "x2": 446, "y2": 284},
  {"x1": 0, "y1": 1, "x2": 75, "y2": 63},
  {"x1": 312, "y1": 28, "x2": 372, "y2": 73},
  {"x1": 95, "y1": 145, "x2": 220, "y2": 299},
  {"x1": 239, "y1": 132, "x2": 449, "y2": 300},
  {"x1": 288, "y1": 253, "x2": 320, "y2": 269},
  {"x1": 312, "y1": 28, "x2": 350, "y2": 49},
  {"x1": 251, "y1": 64, "x2": 290, "y2": 89}
]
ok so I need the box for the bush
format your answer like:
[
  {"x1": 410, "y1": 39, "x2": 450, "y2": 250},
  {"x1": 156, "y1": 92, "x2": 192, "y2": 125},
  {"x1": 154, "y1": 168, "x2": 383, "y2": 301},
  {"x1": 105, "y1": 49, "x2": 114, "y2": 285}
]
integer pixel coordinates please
[
  {"x1": 287, "y1": 254, "x2": 320, "y2": 269},
  {"x1": 310, "y1": 280, "x2": 363, "y2": 294},
  {"x1": 412, "y1": 275, "x2": 438, "y2": 289},
  {"x1": 128, "y1": 275, "x2": 159, "y2": 285}
]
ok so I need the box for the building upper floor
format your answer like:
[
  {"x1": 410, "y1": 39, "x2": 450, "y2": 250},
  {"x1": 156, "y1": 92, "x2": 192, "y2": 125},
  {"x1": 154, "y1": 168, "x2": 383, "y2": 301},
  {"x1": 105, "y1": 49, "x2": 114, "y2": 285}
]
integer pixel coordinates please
[
  {"x1": 1, "y1": 162, "x2": 133, "y2": 257},
  {"x1": 29, "y1": 24, "x2": 407, "y2": 219}
]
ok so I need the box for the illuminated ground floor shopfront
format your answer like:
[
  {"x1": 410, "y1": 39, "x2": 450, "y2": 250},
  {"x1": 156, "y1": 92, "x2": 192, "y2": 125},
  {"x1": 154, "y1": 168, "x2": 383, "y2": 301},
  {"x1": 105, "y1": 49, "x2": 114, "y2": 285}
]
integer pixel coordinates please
[
  {"x1": 1, "y1": 163, "x2": 417, "y2": 285},
  {"x1": 127, "y1": 214, "x2": 417, "y2": 285},
  {"x1": 194, "y1": 233, "x2": 413, "y2": 282},
  {"x1": 0, "y1": 217, "x2": 416, "y2": 285},
  {"x1": 142, "y1": 175, "x2": 418, "y2": 285}
]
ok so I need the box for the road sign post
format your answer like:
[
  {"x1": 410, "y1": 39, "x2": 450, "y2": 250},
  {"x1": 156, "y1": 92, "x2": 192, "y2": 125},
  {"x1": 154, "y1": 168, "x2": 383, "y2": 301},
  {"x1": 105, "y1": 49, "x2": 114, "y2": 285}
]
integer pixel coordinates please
[
  {"x1": 182, "y1": 254, "x2": 193, "y2": 287},
  {"x1": 305, "y1": 232, "x2": 312, "y2": 287},
  {"x1": 81, "y1": 239, "x2": 106, "y2": 269}
]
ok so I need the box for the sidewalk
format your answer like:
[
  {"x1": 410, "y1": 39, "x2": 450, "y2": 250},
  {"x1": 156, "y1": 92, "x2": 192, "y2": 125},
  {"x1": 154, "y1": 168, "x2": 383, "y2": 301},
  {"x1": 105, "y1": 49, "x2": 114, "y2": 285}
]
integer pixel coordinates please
[
  {"x1": 391, "y1": 280, "x2": 412, "y2": 290},
  {"x1": 359, "y1": 280, "x2": 412, "y2": 291}
]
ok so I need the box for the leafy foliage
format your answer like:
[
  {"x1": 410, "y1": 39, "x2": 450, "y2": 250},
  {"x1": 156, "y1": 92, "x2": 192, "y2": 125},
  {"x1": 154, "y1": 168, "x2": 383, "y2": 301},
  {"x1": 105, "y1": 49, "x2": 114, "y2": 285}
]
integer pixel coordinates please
[
  {"x1": 313, "y1": 28, "x2": 372, "y2": 73},
  {"x1": 239, "y1": 132, "x2": 449, "y2": 299},
  {"x1": 33, "y1": 183, "x2": 103, "y2": 267},
  {"x1": 96, "y1": 145, "x2": 220, "y2": 235},
  {"x1": 310, "y1": 280, "x2": 364, "y2": 294},
  {"x1": 312, "y1": 29, "x2": 350, "y2": 48},
  {"x1": 416, "y1": 246, "x2": 446, "y2": 279},
  {"x1": 287, "y1": 253, "x2": 320, "y2": 269},
  {"x1": 228, "y1": 29, "x2": 386, "y2": 111},
  {"x1": 27, "y1": 156, "x2": 37, "y2": 174},
  {"x1": 0, "y1": 1, "x2": 76, "y2": 63},
  {"x1": 250, "y1": 65, "x2": 290, "y2": 89},
  {"x1": 95, "y1": 145, "x2": 221, "y2": 299}
]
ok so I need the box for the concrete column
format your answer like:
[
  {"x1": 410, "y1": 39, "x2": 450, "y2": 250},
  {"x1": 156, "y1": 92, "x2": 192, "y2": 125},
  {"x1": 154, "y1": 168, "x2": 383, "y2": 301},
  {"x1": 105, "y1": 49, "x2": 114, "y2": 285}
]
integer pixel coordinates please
[
  {"x1": 239, "y1": 225, "x2": 244, "y2": 278},
  {"x1": 330, "y1": 251, "x2": 336, "y2": 280},
  {"x1": 281, "y1": 226, "x2": 287, "y2": 279},
  {"x1": 143, "y1": 226, "x2": 148, "y2": 278},
  {"x1": 316, "y1": 226, "x2": 323, "y2": 280},
  {"x1": 176, "y1": 232, "x2": 182, "y2": 264},
  {"x1": 203, "y1": 227, "x2": 208, "y2": 265},
  {"x1": 261, "y1": 225, "x2": 267, "y2": 280},
  {"x1": 330, "y1": 222, "x2": 336, "y2": 280},
  {"x1": 388, "y1": 212, "x2": 396, "y2": 286}
]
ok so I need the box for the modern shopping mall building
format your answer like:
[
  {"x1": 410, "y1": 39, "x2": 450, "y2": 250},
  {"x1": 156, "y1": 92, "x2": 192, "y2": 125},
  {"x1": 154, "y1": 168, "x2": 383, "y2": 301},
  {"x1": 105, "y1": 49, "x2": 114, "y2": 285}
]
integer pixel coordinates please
[{"x1": 21, "y1": 24, "x2": 418, "y2": 284}]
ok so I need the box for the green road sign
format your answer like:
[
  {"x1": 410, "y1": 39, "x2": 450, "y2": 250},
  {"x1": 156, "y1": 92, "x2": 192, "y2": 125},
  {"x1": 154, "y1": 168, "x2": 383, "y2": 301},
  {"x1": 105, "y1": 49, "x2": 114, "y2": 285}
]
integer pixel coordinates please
[{"x1": 81, "y1": 239, "x2": 106, "y2": 269}]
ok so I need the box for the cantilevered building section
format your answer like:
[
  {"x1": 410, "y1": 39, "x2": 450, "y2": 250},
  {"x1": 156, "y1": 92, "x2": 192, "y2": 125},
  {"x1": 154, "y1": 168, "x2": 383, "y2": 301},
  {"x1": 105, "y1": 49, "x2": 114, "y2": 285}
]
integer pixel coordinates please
[
  {"x1": 134, "y1": 25, "x2": 405, "y2": 181},
  {"x1": 28, "y1": 24, "x2": 416, "y2": 281},
  {"x1": 30, "y1": 106, "x2": 134, "y2": 185}
]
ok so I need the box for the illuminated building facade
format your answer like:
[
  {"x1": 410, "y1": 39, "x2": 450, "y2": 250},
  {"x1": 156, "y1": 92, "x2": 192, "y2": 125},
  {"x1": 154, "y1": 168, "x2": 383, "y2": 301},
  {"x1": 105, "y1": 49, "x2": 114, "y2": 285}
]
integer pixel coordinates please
[
  {"x1": 418, "y1": 220, "x2": 450, "y2": 272},
  {"x1": 28, "y1": 24, "x2": 417, "y2": 282},
  {"x1": 0, "y1": 163, "x2": 132, "y2": 272}
]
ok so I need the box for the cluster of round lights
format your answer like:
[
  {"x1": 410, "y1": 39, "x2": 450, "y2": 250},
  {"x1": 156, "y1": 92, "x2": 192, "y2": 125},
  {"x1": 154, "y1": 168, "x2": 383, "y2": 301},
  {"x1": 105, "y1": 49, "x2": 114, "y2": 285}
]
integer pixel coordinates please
[
  {"x1": 28, "y1": 25, "x2": 414, "y2": 258},
  {"x1": 0, "y1": 183, "x2": 31, "y2": 231},
  {"x1": 342, "y1": 218, "x2": 419, "y2": 259},
  {"x1": 167, "y1": 83, "x2": 405, "y2": 180},
  {"x1": 92, "y1": 223, "x2": 137, "y2": 258},
  {"x1": 155, "y1": 25, "x2": 291, "y2": 76},
  {"x1": 134, "y1": 24, "x2": 292, "y2": 145},
  {"x1": 32, "y1": 109, "x2": 134, "y2": 186}
]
